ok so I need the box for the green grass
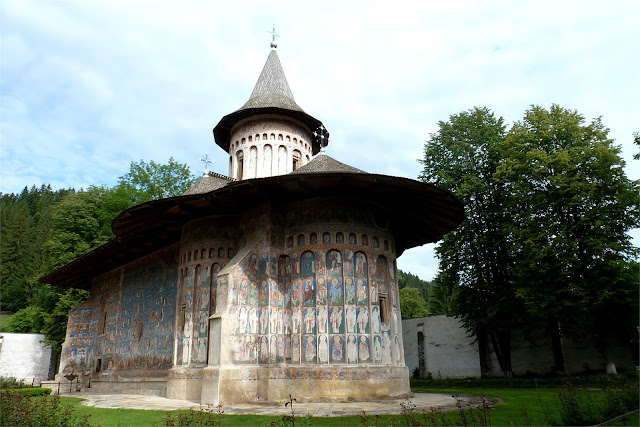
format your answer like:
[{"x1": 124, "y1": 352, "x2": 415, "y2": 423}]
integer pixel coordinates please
[
  {"x1": 55, "y1": 376, "x2": 638, "y2": 426},
  {"x1": 58, "y1": 389, "x2": 557, "y2": 426}
]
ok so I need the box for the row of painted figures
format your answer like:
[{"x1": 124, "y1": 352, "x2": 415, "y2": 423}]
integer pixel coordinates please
[
  {"x1": 249, "y1": 250, "x2": 392, "y2": 283},
  {"x1": 230, "y1": 332, "x2": 402, "y2": 365},
  {"x1": 235, "y1": 304, "x2": 396, "y2": 336}
]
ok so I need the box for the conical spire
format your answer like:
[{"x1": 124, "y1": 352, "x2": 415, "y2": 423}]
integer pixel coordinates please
[
  {"x1": 213, "y1": 49, "x2": 326, "y2": 155},
  {"x1": 239, "y1": 50, "x2": 304, "y2": 112}
]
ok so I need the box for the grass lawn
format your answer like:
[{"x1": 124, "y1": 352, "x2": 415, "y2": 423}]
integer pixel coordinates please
[
  {"x1": 55, "y1": 376, "x2": 638, "y2": 426},
  {"x1": 57, "y1": 388, "x2": 571, "y2": 426}
]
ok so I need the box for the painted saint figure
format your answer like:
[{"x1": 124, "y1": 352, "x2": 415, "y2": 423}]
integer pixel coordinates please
[{"x1": 330, "y1": 306, "x2": 343, "y2": 334}]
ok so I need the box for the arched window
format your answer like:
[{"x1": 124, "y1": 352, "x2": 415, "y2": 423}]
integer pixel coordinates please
[
  {"x1": 322, "y1": 232, "x2": 331, "y2": 244},
  {"x1": 292, "y1": 149, "x2": 302, "y2": 171},
  {"x1": 209, "y1": 248, "x2": 215, "y2": 258},
  {"x1": 236, "y1": 151, "x2": 244, "y2": 180},
  {"x1": 336, "y1": 232, "x2": 344, "y2": 244},
  {"x1": 201, "y1": 249, "x2": 206, "y2": 259},
  {"x1": 310, "y1": 232, "x2": 317, "y2": 244},
  {"x1": 361, "y1": 234, "x2": 369, "y2": 246},
  {"x1": 298, "y1": 234, "x2": 305, "y2": 246}
]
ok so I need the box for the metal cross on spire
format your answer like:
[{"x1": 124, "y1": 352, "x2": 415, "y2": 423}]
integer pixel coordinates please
[
  {"x1": 268, "y1": 25, "x2": 279, "y2": 49},
  {"x1": 200, "y1": 152, "x2": 213, "y2": 176},
  {"x1": 313, "y1": 125, "x2": 329, "y2": 153}
]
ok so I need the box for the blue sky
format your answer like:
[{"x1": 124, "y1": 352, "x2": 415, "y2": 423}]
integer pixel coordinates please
[{"x1": 1, "y1": 0, "x2": 638, "y2": 280}]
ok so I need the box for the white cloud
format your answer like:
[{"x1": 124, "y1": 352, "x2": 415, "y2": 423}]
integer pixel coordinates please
[{"x1": 1, "y1": 0, "x2": 638, "y2": 280}]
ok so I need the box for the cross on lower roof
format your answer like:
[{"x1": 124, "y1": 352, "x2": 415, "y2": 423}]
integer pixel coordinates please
[{"x1": 200, "y1": 153, "x2": 213, "y2": 175}]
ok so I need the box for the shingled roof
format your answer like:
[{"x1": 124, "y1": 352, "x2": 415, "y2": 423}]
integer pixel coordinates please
[
  {"x1": 240, "y1": 49, "x2": 303, "y2": 111},
  {"x1": 182, "y1": 172, "x2": 234, "y2": 196},
  {"x1": 290, "y1": 154, "x2": 365, "y2": 175},
  {"x1": 213, "y1": 48, "x2": 327, "y2": 155}
]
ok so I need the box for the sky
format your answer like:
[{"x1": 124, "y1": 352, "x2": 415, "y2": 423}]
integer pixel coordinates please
[{"x1": 1, "y1": 0, "x2": 639, "y2": 281}]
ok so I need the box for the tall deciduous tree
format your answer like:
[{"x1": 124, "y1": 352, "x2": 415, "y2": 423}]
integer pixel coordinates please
[
  {"x1": 117, "y1": 157, "x2": 196, "y2": 204},
  {"x1": 420, "y1": 107, "x2": 521, "y2": 377},
  {"x1": 399, "y1": 287, "x2": 429, "y2": 319},
  {"x1": 496, "y1": 105, "x2": 640, "y2": 372}
]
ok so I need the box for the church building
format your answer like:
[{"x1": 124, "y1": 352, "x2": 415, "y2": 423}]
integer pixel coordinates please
[{"x1": 41, "y1": 41, "x2": 464, "y2": 404}]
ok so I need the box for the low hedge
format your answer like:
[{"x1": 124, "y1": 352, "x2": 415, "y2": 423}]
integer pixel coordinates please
[{"x1": 2, "y1": 387, "x2": 52, "y2": 397}]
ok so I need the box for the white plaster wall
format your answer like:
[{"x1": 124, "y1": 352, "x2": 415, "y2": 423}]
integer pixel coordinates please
[
  {"x1": 0, "y1": 333, "x2": 52, "y2": 384},
  {"x1": 402, "y1": 316, "x2": 481, "y2": 378}
]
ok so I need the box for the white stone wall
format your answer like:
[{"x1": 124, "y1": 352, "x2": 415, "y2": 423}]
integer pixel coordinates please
[
  {"x1": 403, "y1": 316, "x2": 636, "y2": 378},
  {"x1": 0, "y1": 333, "x2": 52, "y2": 384},
  {"x1": 402, "y1": 316, "x2": 481, "y2": 378},
  {"x1": 228, "y1": 119, "x2": 313, "y2": 179}
]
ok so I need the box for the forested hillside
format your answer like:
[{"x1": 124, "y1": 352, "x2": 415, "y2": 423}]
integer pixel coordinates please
[{"x1": 0, "y1": 158, "x2": 195, "y2": 352}]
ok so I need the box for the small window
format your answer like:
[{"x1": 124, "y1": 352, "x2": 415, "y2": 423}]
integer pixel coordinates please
[
  {"x1": 349, "y1": 233, "x2": 357, "y2": 244},
  {"x1": 201, "y1": 249, "x2": 206, "y2": 259},
  {"x1": 248, "y1": 135, "x2": 252, "y2": 142},
  {"x1": 322, "y1": 232, "x2": 331, "y2": 244},
  {"x1": 178, "y1": 304, "x2": 186, "y2": 331},
  {"x1": 194, "y1": 250, "x2": 198, "y2": 261},
  {"x1": 379, "y1": 294, "x2": 390, "y2": 323},
  {"x1": 287, "y1": 236, "x2": 294, "y2": 248},
  {"x1": 263, "y1": 133, "x2": 268, "y2": 140},
  {"x1": 137, "y1": 321, "x2": 144, "y2": 341},
  {"x1": 278, "y1": 134, "x2": 283, "y2": 141},
  {"x1": 188, "y1": 251, "x2": 192, "y2": 262},
  {"x1": 336, "y1": 232, "x2": 344, "y2": 244},
  {"x1": 209, "y1": 248, "x2": 216, "y2": 258},
  {"x1": 298, "y1": 234, "x2": 305, "y2": 246},
  {"x1": 228, "y1": 248, "x2": 234, "y2": 258},
  {"x1": 218, "y1": 248, "x2": 225, "y2": 258},
  {"x1": 237, "y1": 152, "x2": 244, "y2": 180},
  {"x1": 99, "y1": 308, "x2": 108, "y2": 335},
  {"x1": 362, "y1": 234, "x2": 369, "y2": 246},
  {"x1": 310, "y1": 233, "x2": 318, "y2": 244}
]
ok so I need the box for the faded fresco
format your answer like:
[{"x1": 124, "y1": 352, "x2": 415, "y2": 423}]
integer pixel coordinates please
[{"x1": 227, "y1": 226, "x2": 401, "y2": 367}]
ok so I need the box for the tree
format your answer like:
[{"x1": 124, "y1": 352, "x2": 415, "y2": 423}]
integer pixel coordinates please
[
  {"x1": 43, "y1": 186, "x2": 116, "y2": 271},
  {"x1": 117, "y1": 157, "x2": 196, "y2": 204},
  {"x1": 420, "y1": 107, "x2": 520, "y2": 377},
  {"x1": 496, "y1": 104, "x2": 640, "y2": 372},
  {"x1": 397, "y1": 269, "x2": 432, "y2": 302},
  {"x1": 399, "y1": 287, "x2": 429, "y2": 319},
  {"x1": 428, "y1": 272, "x2": 458, "y2": 316}
]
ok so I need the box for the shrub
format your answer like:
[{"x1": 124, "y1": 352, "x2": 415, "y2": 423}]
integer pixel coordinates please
[
  {"x1": 3, "y1": 387, "x2": 52, "y2": 397},
  {"x1": 0, "y1": 387, "x2": 93, "y2": 426}
]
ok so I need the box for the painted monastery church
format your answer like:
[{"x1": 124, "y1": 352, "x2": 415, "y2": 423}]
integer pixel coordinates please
[{"x1": 41, "y1": 43, "x2": 464, "y2": 405}]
